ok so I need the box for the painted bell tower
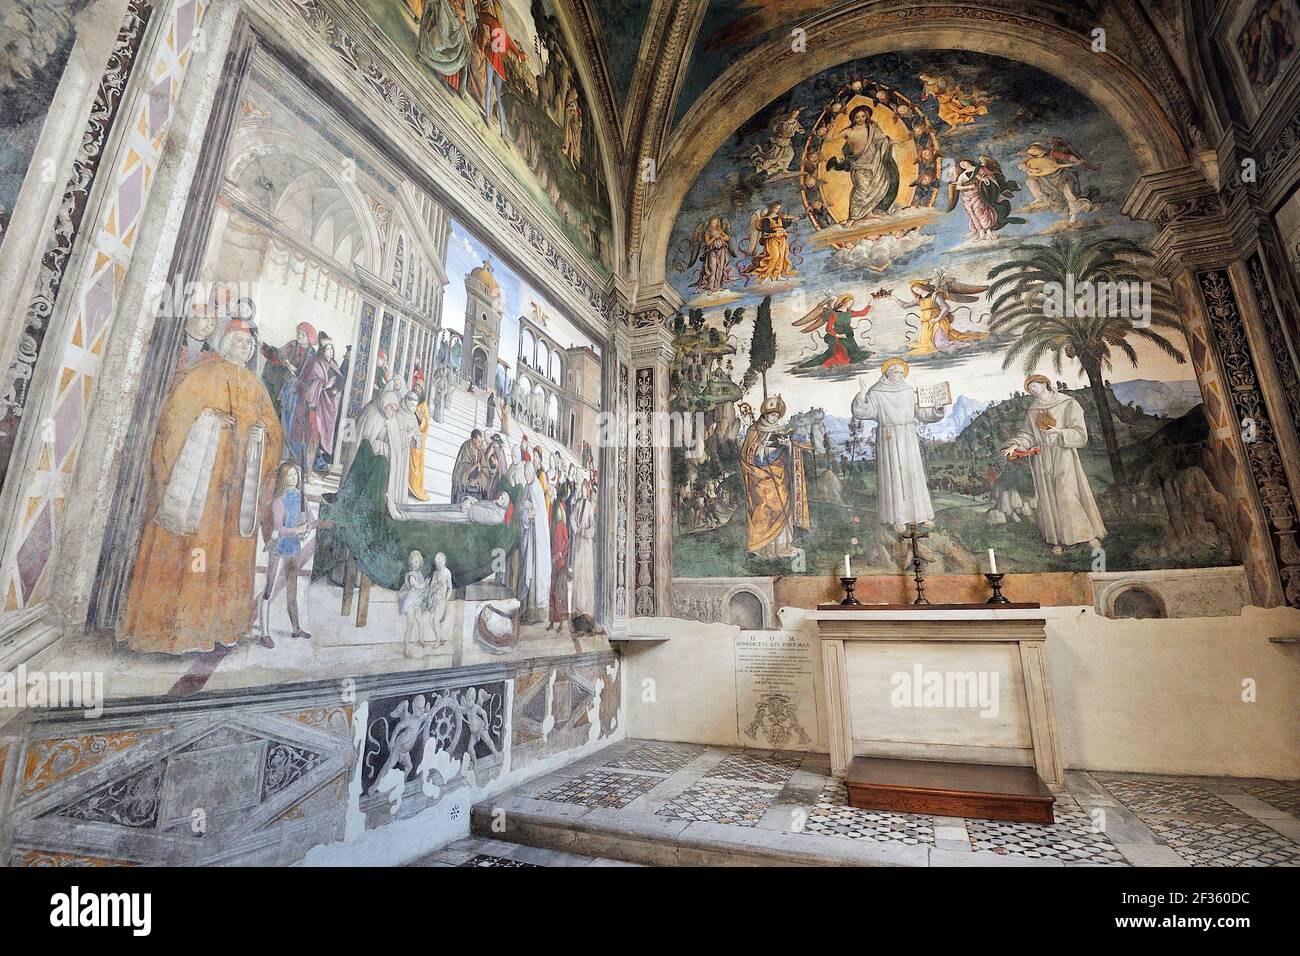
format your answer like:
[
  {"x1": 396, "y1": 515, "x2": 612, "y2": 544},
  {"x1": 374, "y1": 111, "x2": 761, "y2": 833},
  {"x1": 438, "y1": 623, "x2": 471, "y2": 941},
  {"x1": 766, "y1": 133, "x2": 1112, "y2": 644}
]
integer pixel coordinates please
[{"x1": 461, "y1": 259, "x2": 504, "y2": 389}]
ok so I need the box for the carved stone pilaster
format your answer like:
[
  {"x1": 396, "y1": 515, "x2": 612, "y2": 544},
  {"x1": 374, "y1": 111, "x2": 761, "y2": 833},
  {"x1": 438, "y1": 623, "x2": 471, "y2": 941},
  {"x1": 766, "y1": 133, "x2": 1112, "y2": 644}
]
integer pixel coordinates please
[
  {"x1": 630, "y1": 305, "x2": 676, "y2": 618},
  {"x1": 601, "y1": 283, "x2": 635, "y2": 632},
  {"x1": 1126, "y1": 164, "x2": 1300, "y2": 606},
  {"x1": 1195, "y1": 269, "x2": 1300, "y2": 607}
]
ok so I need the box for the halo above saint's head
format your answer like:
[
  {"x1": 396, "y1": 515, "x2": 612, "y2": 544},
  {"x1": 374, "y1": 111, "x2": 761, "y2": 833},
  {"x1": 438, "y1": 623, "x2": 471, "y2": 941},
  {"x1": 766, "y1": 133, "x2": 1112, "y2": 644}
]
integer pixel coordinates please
[
  {"x1": 881, "y1": 357, "x2": 910, "y2": 377},
  {"x1": 1025, "y1": 373, "x2": 1052, "y2": 390}
]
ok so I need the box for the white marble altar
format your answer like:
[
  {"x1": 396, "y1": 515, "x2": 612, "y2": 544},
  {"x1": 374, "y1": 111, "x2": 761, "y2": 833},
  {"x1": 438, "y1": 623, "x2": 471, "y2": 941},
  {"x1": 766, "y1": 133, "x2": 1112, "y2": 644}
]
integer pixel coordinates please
[{"x1": 811, "y1": 608, "x2": 1063, "y2": 789}]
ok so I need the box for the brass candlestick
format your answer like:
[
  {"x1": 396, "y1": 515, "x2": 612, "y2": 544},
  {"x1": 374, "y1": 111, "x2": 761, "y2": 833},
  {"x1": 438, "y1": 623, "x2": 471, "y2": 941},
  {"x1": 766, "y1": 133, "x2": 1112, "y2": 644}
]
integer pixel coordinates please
[
  {"x1": 839, "y1": 576, "x2": 861, "y2": 606},
  {"x1": 900, "y1": 523, "x2": 930, "y2": 605},
  {"x1": 985, "y1": 573, "x2": 1010, "y2": 605}
]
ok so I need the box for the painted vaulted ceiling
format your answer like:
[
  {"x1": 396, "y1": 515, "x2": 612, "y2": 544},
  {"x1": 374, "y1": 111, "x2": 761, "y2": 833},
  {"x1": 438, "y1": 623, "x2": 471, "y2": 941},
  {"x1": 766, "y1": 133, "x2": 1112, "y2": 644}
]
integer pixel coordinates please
[{"x1": 355, "y1": 0, "x2": 1251, "y2": 287}]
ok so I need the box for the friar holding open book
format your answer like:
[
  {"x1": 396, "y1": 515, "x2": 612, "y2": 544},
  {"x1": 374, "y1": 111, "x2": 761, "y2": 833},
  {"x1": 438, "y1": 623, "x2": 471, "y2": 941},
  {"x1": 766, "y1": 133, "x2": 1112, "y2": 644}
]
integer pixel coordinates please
[{"x1": 851, "y1": 358, "x2": 948, "y2": 532}]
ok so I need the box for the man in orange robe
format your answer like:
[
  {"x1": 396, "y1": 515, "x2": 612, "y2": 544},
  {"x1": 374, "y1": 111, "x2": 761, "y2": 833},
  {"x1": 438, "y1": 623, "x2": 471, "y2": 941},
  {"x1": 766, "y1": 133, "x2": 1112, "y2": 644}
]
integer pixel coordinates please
[{"x1": 123, "y1": 319, "x2": 283, "y2": 653}]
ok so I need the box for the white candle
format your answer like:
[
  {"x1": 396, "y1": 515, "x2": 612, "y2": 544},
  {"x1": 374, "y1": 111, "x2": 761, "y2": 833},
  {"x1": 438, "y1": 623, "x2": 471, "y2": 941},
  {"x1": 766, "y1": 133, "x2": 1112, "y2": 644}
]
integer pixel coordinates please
[
  {"x1": 987, "y1": 549, "x2": 998, "y2": 575},
  {"x1": 844, "y1": 554, "x2": 851, "y2": 577}
]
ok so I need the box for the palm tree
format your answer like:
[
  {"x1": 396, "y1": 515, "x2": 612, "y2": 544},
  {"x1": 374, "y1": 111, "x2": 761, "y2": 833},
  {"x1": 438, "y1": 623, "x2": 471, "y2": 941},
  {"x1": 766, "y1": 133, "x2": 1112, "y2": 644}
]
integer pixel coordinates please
[{"x1": 987, "y1": 236, "x2": 1186, "y2": 495}]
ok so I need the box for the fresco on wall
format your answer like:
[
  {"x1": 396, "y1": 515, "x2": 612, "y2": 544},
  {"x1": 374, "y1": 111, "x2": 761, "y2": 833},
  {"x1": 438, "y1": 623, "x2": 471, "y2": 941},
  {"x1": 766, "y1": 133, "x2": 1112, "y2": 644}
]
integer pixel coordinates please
[
  {"x1": 356, "y1": 0, "x2": 614, "y2": 272},
  {"x1": 667, "y1": 51, "x2": 1236, "y2": 580},
  {"x1": 673, "y1": 0, "x2": 823, "y2": 124},
  {"x1": 0, "y1": 0, "x2": 92, "y2": 246},
  {"x1": 96, "y1": 56, "x2": 606, "y2": 684},
  {"x1": 1236, "y1": 0, "x2": 1298, "y2": 90}
]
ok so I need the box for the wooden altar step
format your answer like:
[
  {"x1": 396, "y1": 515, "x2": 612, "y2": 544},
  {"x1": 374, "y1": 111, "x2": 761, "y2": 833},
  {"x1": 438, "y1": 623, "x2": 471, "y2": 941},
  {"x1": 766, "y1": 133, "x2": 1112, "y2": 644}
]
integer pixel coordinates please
[{"x1": 846, "y1": 756, "x2": 1055, "y2": 824}]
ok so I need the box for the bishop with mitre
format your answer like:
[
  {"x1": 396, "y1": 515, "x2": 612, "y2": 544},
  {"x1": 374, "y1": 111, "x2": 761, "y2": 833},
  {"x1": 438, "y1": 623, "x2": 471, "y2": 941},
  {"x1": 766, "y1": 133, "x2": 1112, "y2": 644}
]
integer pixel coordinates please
[{"x1": 739, "y1": 395, "x2": 811, "y2": 559}]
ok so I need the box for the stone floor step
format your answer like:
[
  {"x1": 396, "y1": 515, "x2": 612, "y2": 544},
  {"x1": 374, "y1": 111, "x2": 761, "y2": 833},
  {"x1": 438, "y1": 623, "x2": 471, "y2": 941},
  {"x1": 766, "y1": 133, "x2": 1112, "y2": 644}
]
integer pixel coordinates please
[
  {"x1": 406, "y1": 833, "x2": 641, "y2": 867},
  {"x1": 469, "y1": 793, "x2": 929, "y2": 867}
]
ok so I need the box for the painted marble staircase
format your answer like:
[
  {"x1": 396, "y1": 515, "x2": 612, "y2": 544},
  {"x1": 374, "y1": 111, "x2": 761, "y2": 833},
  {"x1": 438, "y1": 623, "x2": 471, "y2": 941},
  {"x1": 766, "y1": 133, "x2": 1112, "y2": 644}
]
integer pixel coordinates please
[{"x1": 421, "y1": 386, "x2": 582, "y2": 503}]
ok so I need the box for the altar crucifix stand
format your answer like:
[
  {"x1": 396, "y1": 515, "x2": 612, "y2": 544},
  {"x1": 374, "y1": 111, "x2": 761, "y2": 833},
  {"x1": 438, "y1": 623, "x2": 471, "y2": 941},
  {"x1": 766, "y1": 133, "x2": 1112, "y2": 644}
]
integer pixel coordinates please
[{"x1": 812, "y1": 577, "x2": 1063, "y2": 823}]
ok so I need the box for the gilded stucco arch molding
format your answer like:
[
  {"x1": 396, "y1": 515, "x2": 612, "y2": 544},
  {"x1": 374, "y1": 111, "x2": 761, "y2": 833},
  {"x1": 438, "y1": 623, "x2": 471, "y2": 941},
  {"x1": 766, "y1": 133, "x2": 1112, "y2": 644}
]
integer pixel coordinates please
[{"x1": 639, "y1": 6, "x2": 1193, "y2": 289}]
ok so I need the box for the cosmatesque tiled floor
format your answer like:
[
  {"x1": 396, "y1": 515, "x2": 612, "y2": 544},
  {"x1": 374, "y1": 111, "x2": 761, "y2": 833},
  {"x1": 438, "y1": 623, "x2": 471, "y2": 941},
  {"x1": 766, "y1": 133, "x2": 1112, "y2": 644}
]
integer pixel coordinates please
[{"x1": 448, "y1": 739, "x2": 1300, "y2": 868}]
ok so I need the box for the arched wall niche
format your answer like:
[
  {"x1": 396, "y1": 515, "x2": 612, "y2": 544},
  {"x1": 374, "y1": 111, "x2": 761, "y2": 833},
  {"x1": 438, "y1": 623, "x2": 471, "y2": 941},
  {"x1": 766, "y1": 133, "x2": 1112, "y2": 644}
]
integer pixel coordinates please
[{"x1": 639, "y1": 9, "x2": 1195, "y2": 288}]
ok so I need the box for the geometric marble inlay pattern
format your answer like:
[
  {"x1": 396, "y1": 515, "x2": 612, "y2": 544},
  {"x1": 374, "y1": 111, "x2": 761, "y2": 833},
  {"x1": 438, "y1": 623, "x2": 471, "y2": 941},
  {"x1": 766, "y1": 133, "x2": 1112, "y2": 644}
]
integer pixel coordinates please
[
  {"x1": 1141, "y1": 817, "x2": 1300, "y2": 867},
  {"x1": 460, "y1": 853, "x2": 542, "y2": 868},
  {"x1": 707, "y1": 750, "x2": 802, "y2": 786},
  {"x1": 1098, "y1": 776, "x2": 1248, "y2": 817},
  {"x1": 604, "y1": 744, "x2": 701, "y2": 775},
  {"x1": 10, "y1": 848, "x2": 140, "y2": 867},
  {"x1": 21, "y1": 733, "x2": 165, "y2": 801},
  {"x1": 965, "y1": 799, "x2": 1128, "y2": 865},
  {"x1": 1243, "y1": 782, "x2": 1300, "y2": 818},
  {"x1": 656, "y1": 780, "x2": 774, "y2": 827},
  {"x1": 803, "y1": 780, "x2": 936, "y2": 846},
  {"x1": 537, "y1": 768, "x2": 661, "y2": 809},
  {"x1": 261, "y1": 743, "x2": 326, "y2": 800}
]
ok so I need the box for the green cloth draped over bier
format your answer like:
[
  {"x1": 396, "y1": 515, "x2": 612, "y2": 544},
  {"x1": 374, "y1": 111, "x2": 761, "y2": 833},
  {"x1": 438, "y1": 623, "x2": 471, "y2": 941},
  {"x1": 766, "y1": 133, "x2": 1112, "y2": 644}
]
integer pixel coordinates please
[{"x1": 319, "y1": 442, "x2": 521, "y2": 591}]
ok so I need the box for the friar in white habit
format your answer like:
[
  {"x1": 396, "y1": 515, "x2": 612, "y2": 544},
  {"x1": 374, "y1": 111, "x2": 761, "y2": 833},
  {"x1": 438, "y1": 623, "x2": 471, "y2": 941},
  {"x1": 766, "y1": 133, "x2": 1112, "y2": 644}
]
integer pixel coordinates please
[
  {"x1": 850, "y1": 359, "x2": 946, "y2": 531},
  {"x1": 999, "y1": 374, "x2": 1105, "y2": 554},
  {"x1": 517, "y1": 463, "x2": 552, "y2": 624},
  {"x1": 353, "y1": 379, "x2": 418, "y2": 518}
]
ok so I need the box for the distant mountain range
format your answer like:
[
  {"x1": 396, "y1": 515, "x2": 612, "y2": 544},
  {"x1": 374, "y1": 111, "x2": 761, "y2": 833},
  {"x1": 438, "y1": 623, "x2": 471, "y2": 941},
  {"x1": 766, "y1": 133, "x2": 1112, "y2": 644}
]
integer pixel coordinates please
[
  {"x1": 813, "y1": 394, "x2": 985, "y2": 457},
  {"x1": 1109, "y1": 379, "x2": 1203, "y2": 418},
  {"x1": 797, "y1": 383, "x2": 1193, "y2": 459},
  {"x1": 922, "y1": 395, "x2": 989, "y2": 441}
]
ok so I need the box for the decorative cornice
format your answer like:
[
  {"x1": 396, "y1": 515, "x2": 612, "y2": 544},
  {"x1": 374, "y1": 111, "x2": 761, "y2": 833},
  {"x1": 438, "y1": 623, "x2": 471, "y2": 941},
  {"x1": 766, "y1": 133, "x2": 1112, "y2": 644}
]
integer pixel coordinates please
[
  {"x1": 282, "y1": 0, "x2": 614, "y2": 324},
  {"x1": 1123, "y1": 166, "x2": 1234, "y2": 276}
]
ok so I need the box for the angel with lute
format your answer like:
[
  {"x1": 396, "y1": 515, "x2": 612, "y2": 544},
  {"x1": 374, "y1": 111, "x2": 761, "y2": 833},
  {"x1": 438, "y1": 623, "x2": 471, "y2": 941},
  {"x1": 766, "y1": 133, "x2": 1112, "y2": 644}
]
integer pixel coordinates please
[{"x1": 792, "y1": 291, "x2": 884, "y2": 370}]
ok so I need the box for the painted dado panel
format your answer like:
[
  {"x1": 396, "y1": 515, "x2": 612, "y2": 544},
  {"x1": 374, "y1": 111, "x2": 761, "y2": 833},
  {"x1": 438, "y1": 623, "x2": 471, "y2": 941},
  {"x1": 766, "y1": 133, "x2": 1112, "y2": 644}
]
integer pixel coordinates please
[{"x1": 1, "y1": 652, "x2": 621, "y2": 865}]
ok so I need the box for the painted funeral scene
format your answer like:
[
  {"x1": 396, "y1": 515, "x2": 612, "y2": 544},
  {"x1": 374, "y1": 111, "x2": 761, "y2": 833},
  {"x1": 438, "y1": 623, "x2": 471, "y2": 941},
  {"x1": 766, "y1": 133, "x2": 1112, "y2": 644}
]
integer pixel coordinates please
[
  {"x1": 669, "y1": 51, "x2": 1235, "y2": 580},
  {"x1": 95, "y1": 56, "x2": 606, "y2": 678}
]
